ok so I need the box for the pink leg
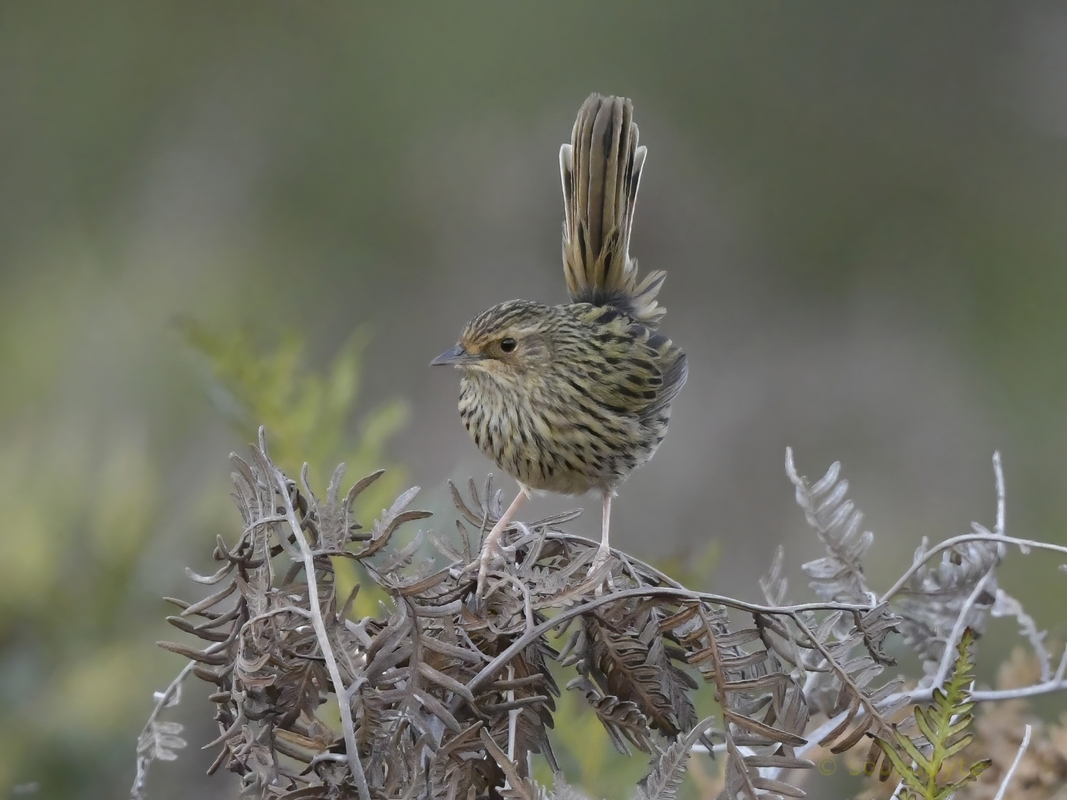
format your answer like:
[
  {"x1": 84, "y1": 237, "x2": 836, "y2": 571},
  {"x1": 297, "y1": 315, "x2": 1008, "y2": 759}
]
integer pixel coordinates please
[
  {"x1": 476, "y1": 488, "x2": 527, "y2": 596},
  {"x1": 588, "y1": 491, "x2": 613, "y2": 574}
]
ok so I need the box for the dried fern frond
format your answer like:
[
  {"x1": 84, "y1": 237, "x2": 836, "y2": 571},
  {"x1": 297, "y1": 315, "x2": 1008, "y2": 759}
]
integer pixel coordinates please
[
  {"x1": 152, "y1": 437, "x2": 913, "y2": 800},
  {"x1": 785, "y1": 452, "x2": 1006, "y2": 682},
  {"x1": 786, "y1": 449, "x2": 873, "y2": 604},
  {"x1": 143, "y1": 439, "x2": 1067, "y2": 800},
  {"x1": 893, "y1": 536, "x2": 1000, "y2": 678},
  {"x1": 637, "y1": 717, "x2": 717, "y2": 800}
]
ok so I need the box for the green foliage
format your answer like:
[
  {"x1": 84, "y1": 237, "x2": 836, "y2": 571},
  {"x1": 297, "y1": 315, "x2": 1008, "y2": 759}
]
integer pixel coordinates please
[
  {"x1": 876, "y1": 630, "x2": 992, "y2": 800},
  {"x1": 181, "y1": 321, "x2": 407, "y2": 508},
  {"x1": 0, "y1": 429, "x2": 170, "y2": 794}
]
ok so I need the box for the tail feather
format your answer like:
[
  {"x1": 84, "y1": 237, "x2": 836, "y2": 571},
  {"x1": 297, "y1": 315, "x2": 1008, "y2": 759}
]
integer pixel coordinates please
[{"x1": 559, "y1": 93, "x2": 666, "y2": 327}]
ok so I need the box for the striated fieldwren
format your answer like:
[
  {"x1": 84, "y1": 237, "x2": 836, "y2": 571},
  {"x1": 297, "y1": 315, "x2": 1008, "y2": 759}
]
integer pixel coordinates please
[{"x1": 432, "y1": 93, "x2": 687, "y2": 591}]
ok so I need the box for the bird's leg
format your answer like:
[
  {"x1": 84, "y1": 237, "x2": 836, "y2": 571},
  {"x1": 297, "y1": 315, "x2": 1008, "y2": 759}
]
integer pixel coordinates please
[
  {"x1": 587, "y1": 491, "x2": 613, "y2": 575},
  {"x1": 475, "y1": 488, "x2": 528, "y2": 596}
]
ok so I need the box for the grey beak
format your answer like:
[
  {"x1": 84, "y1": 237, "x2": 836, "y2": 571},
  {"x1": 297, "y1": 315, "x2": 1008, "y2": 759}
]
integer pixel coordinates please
[{"x1": 430, "y1": 344, "x2": 479, "y2": 367}]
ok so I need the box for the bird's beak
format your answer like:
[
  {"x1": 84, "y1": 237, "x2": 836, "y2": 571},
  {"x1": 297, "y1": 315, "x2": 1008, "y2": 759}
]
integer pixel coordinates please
[{"x1": 430, "y1": 344, "x2": 481, "y2": 367}]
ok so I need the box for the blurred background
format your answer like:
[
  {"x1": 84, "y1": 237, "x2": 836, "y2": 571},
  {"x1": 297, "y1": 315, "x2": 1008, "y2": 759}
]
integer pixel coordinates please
[{"x1": 2, "y1": 2, "x2": 1067, "y2": 798}]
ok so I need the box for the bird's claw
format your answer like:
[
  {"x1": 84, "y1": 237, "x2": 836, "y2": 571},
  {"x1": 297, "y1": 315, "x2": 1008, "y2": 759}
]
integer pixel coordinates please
[
  {"x1": 473, "y1": 533, "x2": 516, "y2": 598},
  {"x1": 583, "y1": 545, "x2": 617, "y2": 597},
  {"x1": 586, "y1": 543, "x2": 612, "y2": 577}
]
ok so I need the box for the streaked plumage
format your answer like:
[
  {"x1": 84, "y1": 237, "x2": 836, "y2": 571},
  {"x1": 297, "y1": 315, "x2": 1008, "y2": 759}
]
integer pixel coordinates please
[
  {"x1": 432, "y1": 93, "x2": 687, "y2": 589},
  {"x1": 454, "y1": 300, "x2": 685, "y2": 496}
]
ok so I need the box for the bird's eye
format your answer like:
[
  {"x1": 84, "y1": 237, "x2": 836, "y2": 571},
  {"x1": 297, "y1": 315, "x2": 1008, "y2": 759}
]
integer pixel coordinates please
[{"x1": 499, "y1": 338, "x2": 517, "y2": 354}]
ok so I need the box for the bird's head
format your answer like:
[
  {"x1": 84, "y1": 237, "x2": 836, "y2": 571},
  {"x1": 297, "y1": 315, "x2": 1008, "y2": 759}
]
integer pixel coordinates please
[{"x1": 430, "y1": 300, "x2": 554, "y2": 383}]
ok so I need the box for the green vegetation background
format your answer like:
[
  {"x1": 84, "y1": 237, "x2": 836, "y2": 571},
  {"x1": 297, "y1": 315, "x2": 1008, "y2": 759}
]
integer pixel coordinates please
[{"x1": 2, "y1": 3, "x2": 1066, "y2": 798}]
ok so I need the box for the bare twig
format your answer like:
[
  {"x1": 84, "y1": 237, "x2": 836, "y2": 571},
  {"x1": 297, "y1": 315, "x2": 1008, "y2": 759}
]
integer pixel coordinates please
[
  {"x1": 881, "y1": 532, "x2": 1067, "y2": 604},
  {"x1": 992, "y1": 723, "x2": 1031, "y2": 800}
]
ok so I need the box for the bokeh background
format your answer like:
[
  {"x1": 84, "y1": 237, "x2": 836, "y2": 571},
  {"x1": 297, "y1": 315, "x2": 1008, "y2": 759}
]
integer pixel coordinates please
[{"x1": 3, "y1": 3, "x2": 1067, "y2": 798}]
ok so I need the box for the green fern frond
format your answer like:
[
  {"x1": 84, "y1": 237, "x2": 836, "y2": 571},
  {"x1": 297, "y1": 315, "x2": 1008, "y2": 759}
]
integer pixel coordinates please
[
  {"x1": 181, "y1": 322, "x2": 405, "y2": 475},
  {"x1": 876, "y1": 629, "x2": 992, "y2": 799}
]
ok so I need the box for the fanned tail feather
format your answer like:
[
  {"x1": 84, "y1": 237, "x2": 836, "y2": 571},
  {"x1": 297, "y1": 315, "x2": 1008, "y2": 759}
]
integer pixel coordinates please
[{"x1": 559, "y1": 93, "x2": 667, "y2": 327}]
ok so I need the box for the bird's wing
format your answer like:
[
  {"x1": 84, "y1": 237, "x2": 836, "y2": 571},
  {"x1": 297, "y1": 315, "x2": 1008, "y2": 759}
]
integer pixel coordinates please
[{"x1": 569, "y1": 305, "x2": 688, "y2": 420}]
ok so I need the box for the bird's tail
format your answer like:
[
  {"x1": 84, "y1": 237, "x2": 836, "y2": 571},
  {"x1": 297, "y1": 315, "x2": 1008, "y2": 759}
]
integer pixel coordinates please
[{"x1": 559, "y1": 93, "x2": 666, "y2": 327}]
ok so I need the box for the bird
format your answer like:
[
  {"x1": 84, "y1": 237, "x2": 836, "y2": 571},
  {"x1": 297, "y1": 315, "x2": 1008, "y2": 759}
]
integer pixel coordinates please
[{"x1": 431, "y1": 93, "x2": 687, "y2": 593}]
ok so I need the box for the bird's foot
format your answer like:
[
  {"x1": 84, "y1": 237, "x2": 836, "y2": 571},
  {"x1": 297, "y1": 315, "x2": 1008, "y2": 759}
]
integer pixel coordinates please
[
  {"x1": 585, "y1": 543, "x2": 614, "y2": 581},
  {"x1": 464, "y1": 488, "x2": 528, "y2": 600},
  {"x1": 583, "y1": 546, "x2": 617, "y2": 598},
  {"x1": 472, "y1": 529, "x2": 516, "y2": 599}
]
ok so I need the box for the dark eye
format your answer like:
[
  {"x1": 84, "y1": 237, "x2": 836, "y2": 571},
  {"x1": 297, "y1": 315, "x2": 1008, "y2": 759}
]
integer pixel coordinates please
[{"x1": 499, "y1": 338, "x2": 517, "y2": 354}]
